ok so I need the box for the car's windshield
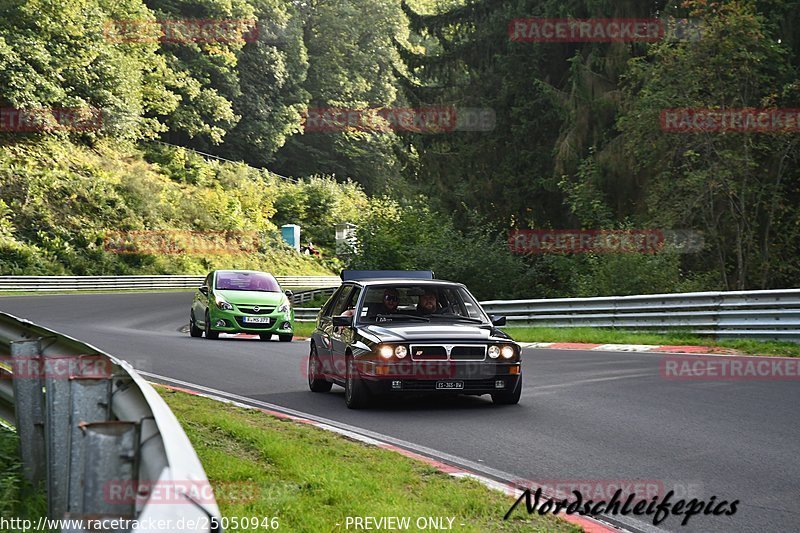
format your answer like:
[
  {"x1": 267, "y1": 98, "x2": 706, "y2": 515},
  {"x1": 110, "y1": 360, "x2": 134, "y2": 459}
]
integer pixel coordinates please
[
  {"x1": 358, "y1": 284, "x2": 487, "y2": 324},
  {"x1": 214, "y1": 271, "x2": 281, "y2": 292}
]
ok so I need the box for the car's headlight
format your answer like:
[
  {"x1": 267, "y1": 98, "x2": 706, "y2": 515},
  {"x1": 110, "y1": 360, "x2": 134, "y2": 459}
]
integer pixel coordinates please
[
  {"x1": 394, "y1": 345, "x2": 407, "y2": 359},
  {"x1": 278, "y1": 302, "x2": 290, "y2": 314},
  {"x1": 379, "y1": 345, "x2": 394, "y2": 359},
  {"x1": 488, "y1": 345, "x2": 500, "y2": 359},
  {"x1": 501, "y1": 345, "x2": 515, "y2": 359},
  {"x1": 216, "y1": 299, "x2": 233, "y2": 310}
]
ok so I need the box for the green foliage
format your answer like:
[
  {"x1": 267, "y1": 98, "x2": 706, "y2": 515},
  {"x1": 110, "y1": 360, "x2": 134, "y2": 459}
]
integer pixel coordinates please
[
  {"x1": 617, "y1": 0, "x2": 800, "y2": 290},
  {"x1": 0, "y1": 427, "x2": 47, "y2": 522},
  {"x1": 1, "y1": 0, "x2": 798, "y2": 297},
  {"x1": 346, "y1": 197, "x2": 544, "y2": 300},
  {"x1": 273, "y1": 176, "x2": 368, "y2": 249},
  {"x1": 0, "y1": 140, "x2": 333, "y2": 275},
  {"x1": 0, "y1": 428, "x2": 21, "y2": 516},
  {"x1": 271, "y1": 0, "x2": 412, "y2": 192}
]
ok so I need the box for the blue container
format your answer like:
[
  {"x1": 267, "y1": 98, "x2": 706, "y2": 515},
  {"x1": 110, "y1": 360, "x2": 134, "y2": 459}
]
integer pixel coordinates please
[{"x1": 281, "y1": 224, "x2": 300, "y2": 251}]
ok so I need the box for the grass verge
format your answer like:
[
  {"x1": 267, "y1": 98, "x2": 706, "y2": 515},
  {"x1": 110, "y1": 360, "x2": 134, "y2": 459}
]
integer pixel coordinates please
[
  {"x1": 502, "y1": 327, "x2": 800, "y2": 357},
  {"x1": 158, "y1": 387, "x2": 579, "y2": 533},
  {"x1": 0, "y1": 427, "x2": 47, "y2": 526},
  {"x1": 292, "y1": 321, "x2": 316, "y2": 338}
]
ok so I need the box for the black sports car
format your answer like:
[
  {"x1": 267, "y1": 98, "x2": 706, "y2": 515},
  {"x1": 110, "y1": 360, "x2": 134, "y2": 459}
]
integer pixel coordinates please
[{"x1": 308, "y1": 270, "x2": 522, "y2": 408}]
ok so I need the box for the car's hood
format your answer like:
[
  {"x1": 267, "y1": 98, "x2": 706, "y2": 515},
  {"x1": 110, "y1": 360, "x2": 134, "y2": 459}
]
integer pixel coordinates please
[
  {"x1": 360, "y1": 323, "x2": 510, "y2": 343},
  {"x1": 215, "y1": 290, "x2": 285, "y2": 305}
]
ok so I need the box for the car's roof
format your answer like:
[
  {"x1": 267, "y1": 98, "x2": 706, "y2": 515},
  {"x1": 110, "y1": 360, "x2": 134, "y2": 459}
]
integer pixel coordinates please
[
  {"x1": 345, "y1": 278, "x2": 464, "y2": 287},
  {"x1": 214, "y1": 269, "x2": 275, "y2": 275}
]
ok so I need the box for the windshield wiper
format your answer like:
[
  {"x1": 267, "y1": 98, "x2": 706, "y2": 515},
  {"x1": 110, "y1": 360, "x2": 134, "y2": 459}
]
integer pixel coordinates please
[
  {"x1": 429, "y1": 313, "x2": 484, "y2": 323},
  {"x1": 373, "y1": 313, "x2": 430, "y2": 322}
]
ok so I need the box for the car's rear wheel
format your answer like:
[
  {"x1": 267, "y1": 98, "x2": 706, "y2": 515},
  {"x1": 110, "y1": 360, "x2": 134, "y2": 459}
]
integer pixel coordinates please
[
  {"x1": 259, "y1": 333, "x2": 272, "y2": 341},
  {"x1": 204, "y1": 311, "x2": 219, "y2": 340},
  {"x1": 279, "y1": 334, "x2": 293, "y2": 342},
  {"x1": 344, "y1": 354, "x2": 370, "y2": 409},
  {"x1": 308, "y1": 345, "x2": 332, "y2": 393},
  {"x1": 189, "y1": 312, "x2": 202, "y2": 337},
  {"x1": 491, "y1": 379, "x2": 522, "y2": 405}
]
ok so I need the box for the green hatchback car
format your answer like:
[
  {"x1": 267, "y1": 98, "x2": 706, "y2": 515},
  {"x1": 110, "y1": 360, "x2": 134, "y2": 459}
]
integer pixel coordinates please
[{"x1": 190, "y1": 270, "x2": 295, "y2": 341}]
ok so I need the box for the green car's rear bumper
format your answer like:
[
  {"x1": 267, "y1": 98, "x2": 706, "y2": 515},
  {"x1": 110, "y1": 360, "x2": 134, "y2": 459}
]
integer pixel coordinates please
[{"x1": 208, "y1": 307, "x2": 294, "y2": 335}]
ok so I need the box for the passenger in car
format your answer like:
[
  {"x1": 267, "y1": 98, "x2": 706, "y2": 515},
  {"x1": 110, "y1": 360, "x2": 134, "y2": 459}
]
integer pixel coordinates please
[{"x1": 416, "y1": 289, "x2": 440, "y2": 315}]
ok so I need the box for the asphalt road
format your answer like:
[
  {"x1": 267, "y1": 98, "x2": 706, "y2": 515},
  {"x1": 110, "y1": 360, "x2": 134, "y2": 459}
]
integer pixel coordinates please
[{"x1": 2, "y1": 292, "x2": 797, "y2": 533}]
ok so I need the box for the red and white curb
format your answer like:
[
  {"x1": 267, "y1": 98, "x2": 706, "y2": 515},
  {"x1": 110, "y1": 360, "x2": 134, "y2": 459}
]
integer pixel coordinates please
[{"x1": 139, "y1": 371, "x2": 623, "y2": 533}]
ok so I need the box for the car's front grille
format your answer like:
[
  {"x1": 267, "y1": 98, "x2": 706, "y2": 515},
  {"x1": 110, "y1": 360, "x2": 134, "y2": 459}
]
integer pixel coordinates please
[
  {"x1": 450, "y1": 346, "x2": 486, "y2": 361},
  {"x1": 237, "y1": 306, "x2": 274, "y2": 314},
  {"x1": 410, "y1": 345, "x2": 486, "y2": 361},
  {"x1": 410, "y1": 345, "x2": 448, "y2": 360}
]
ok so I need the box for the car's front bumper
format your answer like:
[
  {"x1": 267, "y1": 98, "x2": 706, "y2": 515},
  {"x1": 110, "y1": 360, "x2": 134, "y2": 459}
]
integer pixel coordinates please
[
  {"x1": 208, "y1": 307, "x2": 294, "y2": 335},
  {"x1": 356, "y1": 360, "x2": 521, "y2": 395}
]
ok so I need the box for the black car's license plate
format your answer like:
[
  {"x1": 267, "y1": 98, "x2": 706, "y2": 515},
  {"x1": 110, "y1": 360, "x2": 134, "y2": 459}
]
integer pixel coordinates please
[{"x1": 436, "y1": 380, "x2": 464, "y2": 390}]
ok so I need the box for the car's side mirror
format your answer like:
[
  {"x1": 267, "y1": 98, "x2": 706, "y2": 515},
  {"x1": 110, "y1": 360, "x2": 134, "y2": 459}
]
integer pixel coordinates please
[
  {"x1": 490, "y1": 315, "x2": 507, "y2": 327},
  {"x1": 332, "y1": 316, "x2": 353, "y2": 327},
  {"x1": 284, "y1": 290, "x2": 293, "y2": 298},
  {"x1": 199, "y1": 286, "x2": 209, "y2": 296}
]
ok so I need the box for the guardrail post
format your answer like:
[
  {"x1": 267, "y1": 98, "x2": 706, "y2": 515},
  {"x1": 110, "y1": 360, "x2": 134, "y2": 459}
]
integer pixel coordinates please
[
  {"x1": 67, "y1": 375, "x2": 112, "y2": 514},
  {"x1": 10, "y1": 338, "x2": 46, "y2": 486},
  {"x1": 44, "y1": 355, "x2": 74, "y2": 518},
  {"x1": 79, "y1": 421, "x2": 139, "y2": 519}
]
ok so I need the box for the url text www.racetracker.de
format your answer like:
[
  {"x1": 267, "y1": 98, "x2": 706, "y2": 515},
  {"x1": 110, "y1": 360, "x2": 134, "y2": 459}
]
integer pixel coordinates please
[
  {"x1": 0, "y1": 516, "x2": 279, "y2": 532},
  {"x1": 504, "y1": 488, "x2": 738, "y2": 526}
]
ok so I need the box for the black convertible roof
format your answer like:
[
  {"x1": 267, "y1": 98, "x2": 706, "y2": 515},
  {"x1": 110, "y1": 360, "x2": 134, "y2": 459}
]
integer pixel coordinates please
[{"x1": 340, "y1": 270, "x2": 434, "y2": 281}]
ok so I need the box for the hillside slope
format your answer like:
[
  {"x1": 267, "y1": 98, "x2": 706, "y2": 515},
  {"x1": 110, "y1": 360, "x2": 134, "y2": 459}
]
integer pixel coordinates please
[{"x1": 0, "y1": 139, "x2": 335, "y2": 276}]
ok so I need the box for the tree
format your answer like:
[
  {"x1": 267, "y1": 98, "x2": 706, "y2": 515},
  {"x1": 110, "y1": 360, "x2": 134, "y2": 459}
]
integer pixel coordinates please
[{"x1": 618, "y1": 0, "x2": 800, "y2": 289}]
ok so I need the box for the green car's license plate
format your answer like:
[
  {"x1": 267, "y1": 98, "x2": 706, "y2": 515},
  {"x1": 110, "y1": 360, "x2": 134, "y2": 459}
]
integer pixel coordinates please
[
  {"x1": 243, "y1": 316, "x2": 271, "y2": 324},
  {"x1": 436, "y1": 380, "x2": 464, "y2": 390}
]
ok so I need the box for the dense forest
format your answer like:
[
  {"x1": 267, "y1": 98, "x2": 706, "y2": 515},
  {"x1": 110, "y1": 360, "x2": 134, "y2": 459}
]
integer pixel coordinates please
[{"x1": 1, "y1": 0, "x2": 798, "y2": 298}]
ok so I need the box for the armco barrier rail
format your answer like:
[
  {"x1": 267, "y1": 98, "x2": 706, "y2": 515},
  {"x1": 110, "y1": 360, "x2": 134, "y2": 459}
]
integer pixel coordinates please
[
  {"x1": 0, "y1": 313, "x2": 221, "y2": 532},
  {"x1": 481, "y1": 289, "x2": 800, "y2": 341},
  {"x1": 295, "y1": 289, "x2": 800, "y2": 341},
  {"x1": 0, "y1": 275, "x2": 341, "y2": 292}
]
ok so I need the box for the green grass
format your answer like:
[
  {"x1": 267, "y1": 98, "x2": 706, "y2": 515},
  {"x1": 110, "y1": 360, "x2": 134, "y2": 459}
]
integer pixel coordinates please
[
  {"x1": 0, "y1": 427, "x2": 48, "y2": 528},
  {"x1": 292, "y1": 322, "x2": 316, "y2": 338},
  {"x1": 158, "y1": 388, "x2": 579, "y2": 533},
  {"x1": 502, "y1": 327, "x2": 800, "y2": 357}
]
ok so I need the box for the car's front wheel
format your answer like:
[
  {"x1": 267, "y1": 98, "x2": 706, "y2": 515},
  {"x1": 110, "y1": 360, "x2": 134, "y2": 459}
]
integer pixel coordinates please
[
  {"x1": 308, "y1": 345, "x2": 332, "y2": 393},
  {"x1": 204, "y1": 311, "x2": 219, "y2": 340},
  {"x1": 491, "y1": 379, "x2": 522, "y2": 405},
  {"x1": 189, "y1": 312, "x2": 202, "y2": 337},
  {"x1": 344, "y1": 355, "x2": 370, "y2": 409}
]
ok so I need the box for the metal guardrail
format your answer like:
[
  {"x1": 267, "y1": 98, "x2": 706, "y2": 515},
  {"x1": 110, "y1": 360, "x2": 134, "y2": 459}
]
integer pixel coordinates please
[
  {"x1": 481, "y1": 289, "x2": 800, "y2": 341},
  {"x1": 293, "y1": 287, "x2": 337, "y2": 306},
  {"x1": 0, "y1": 275, "x2": 342, "y2": 292},
  {"x1": 295, "y1": 289, "x2": 800, "y2": 341},
  {"x1": 0, "y1": 313, "x2": 221, "y2": 532},
  {"x1": 294, "y1": 308, "x2": 322, "y2": 322}
]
